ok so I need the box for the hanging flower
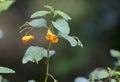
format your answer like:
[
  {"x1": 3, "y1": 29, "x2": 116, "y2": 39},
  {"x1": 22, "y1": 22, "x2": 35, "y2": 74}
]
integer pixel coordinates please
[
  {"x1": 45, "y1": 31, "x2": 58, "y2": 43},
  {"x1": 22, "y1": 35, "x2": 35, "y2": 43},
  {"x1": 45, "y1": 31, "x2": 53, "y2": 41},
  {"x1": 51, "y1": 35, "x2": 58, "y2": 43}
]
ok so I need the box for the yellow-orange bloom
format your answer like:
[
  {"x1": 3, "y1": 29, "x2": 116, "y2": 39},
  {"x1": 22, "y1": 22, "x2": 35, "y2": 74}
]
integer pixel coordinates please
[
  {"x1": 0, "y1": 0, "x2": 5, "y2": 2},
  {"x1": 45, "y1": 31, "x2": 58, "y2": 43},
  {"x1": 45, "y1": 31, "x2": 52, "y2": 41},
  {"x1": 22, "y1": 35, "x2": 35, "y2": 43},
  {"x1": 51, "y1": 35, "x2": 58, "y2": 43}
]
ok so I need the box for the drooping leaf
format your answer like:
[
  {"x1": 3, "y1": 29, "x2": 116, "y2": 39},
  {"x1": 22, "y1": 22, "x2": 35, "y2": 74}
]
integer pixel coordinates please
[
  {"x1": 44, "y1": 5, "x2": 53, "y2": 10},
  {"x1": 0, "y1": 29, "x2": 3, "y2": 39},
  {"x1": 55, "y1": 10, "x2": 72, "y2": 21},
  {"x1": 22, "y1": 46, "x2": 55, "y2": 64},
  {"x1": 29, "y1": 18, "x2": 47, "y2": 28},
  {"x1": 30, "y1": 10, "x2": 49, "y2": 18},
  {"x1": 28, "y1": 80, "x2": 36, "y2": 82},
  {"x1": 19, "y1": 22, "x2": 29, "y2": 29},
  {"x1": 58, "y1": 32, "x2": 77, "y2": 47},
  {"x1": 0, "y1": 0, "x2": 15, "y2": 12},
  {"x1": 22, "y1": 46, "x2": 44, "y2": 64},
  {"x1": 110, "y1": 49, "x2": 120, "y2": 58},
  {"x1": 52, "y1": 19, "x2": 70, "y2": 34},
  {"x1": 73, "y1": 36, "x2": 83, "y2": 48},
  {"x1": 0, "y1": 66, "x2": 15, "y2": 73},
  {"x1": 90, "y1": 69, "x2": 109, "y2": 80}
]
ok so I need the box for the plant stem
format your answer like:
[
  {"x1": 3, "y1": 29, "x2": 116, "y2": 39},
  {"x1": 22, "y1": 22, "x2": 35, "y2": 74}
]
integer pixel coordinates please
[
  {"x1": 44, "y1": 42, "x2": 52, "y2": 82},
  {"x1": 44, "y1": 10, "x2": 55, "y2": 82}
]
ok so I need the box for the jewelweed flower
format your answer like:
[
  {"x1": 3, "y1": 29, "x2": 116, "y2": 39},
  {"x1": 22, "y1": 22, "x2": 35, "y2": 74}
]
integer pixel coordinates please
[
  {"x1": 22, "y1": 35, "x2": 35, "y2": 43},
  {"x1": 51, "y1": 35, "x2": 58, "y2": 43},
  {"x1": 45, "y1": 31, "x2": 53, "y2": 41},
  {"x1": 45, "y1": 31, "x2": 58, "y2": 43}
]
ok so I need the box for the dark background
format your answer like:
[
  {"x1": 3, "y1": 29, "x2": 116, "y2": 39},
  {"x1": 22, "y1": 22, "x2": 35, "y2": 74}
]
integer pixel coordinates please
[{"x1": 0, "y1": 0, "x2": 120, "y2": 82}]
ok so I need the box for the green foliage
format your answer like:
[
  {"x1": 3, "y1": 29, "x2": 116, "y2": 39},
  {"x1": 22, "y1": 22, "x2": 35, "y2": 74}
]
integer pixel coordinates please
[
  {"x1": 44, "y1": 5, "x2": 53, "y2": 10},
  {"x1": 113, "y1": 71, "x2": 120, "y2": 77},
  {"x1": 54, "y1": 79, "x2": 58, "y2": 82},
  {"x1": 89, "y1": 69, "x2": 109, "y2": 80},
  {"x1": 30, "y1": 11, "x2": 49, "y2": 18},
  {"x1": 20, "y1": 5, "x2": 83, "y2": 48},
  {"x1": 28, "y1": 18, "x2": 47, "y2": 28},
  {"x1": 0, "y1": 0, "x2": 15, "y2": 12},
  {"x1": 0, "y1": 1, "x2": 15, "y2": 82},
  {"x1": 0, "y1": 66, "x2": 15, "y2": 74},
  {"x1": 58, "y1": 32, "x2": 77, "y2": 47},
  {"x1": 110, "y1": 49, "x2": 120, "y2": 58},
  {"x1": 54, "y1": 10, "x2": 72, "y2": 21},
  {"x1": 75, "y1": 37, "x2": 83, "y2": 48},
  {"x1": 20, "y1": 5, "x2": 83, "y2": 82},
  {"x1": 0, "y1": 28, "x2": 3, "y2": 39},
  {"x1": 28, "y1": 80, "x2": 36, "y2": 82},
  {"x1": 22, "y1": 46, "x2": 55, "y2": 64},
  {"x1": 110, "y1": 49, "x2": 120, "y2": 66},
  {"x1": 52, "y1": 19, "x2": 70, "y2": 34},
  {"x1": 111, "y1": 79, "x2": 117, "y2": 82}
]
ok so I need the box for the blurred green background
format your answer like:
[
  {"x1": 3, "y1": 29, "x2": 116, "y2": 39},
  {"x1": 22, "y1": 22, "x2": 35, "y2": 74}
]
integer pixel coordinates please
[{"x1": 0, "y1": 0, "x2": 120, "y2": 82}]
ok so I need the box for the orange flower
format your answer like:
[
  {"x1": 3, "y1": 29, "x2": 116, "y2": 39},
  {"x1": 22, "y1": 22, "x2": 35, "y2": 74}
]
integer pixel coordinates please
[
  {"x1": 22, "y1": 35, "x2": 35, "y2": 43},
  {"x1": 45, "y1": 31, "x2": 52, "y2": 41},
  {"x1": 45, "y1": 31, "x2": 58, "y2": 43},
  {"x1": 51, "y1": 35, "x2": 58, "y2": 43}
]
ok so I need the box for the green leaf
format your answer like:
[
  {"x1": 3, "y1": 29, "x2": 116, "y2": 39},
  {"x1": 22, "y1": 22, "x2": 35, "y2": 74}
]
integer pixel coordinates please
[
  {"x1": 73, "y1": 37, "x2": 83, "y2": 48},
  {"x1": 0, "y1": 66, "x2": 15, "y2": 73},
  {"x1": 90, "y1": 69, "x2": 109, "y2": 80},
  {"x1": 41, "y1": 48, "x2": 56, "y2": 57},
  {"x1": 22, "y1": 46, "x2": 44, "y2": 64},
  {"x1": 28, "y1": 18, "x2": 47, "y2": 28},
  {"x1": 111, "y1": 79, "x2": 117, "y2": 82},
  {"x1": 113, "y1": 71, "x2": 120, "y2": 77},
  {"x1": 0, "y1": 0, "x2": 15, "y2": 13},
  {"x1": 22, "y1": 46, "x2": 55, "y2": 64},
  {"x1": 52, "y1": 19, "x2": 70, "y2": 34},
  {"x1": 74, "y1": 77, "x2": 89, "y2": 82},
  {"x1": 54, "y1": 79, "x2": 58, "y2": 82},
  {"x1": 55, "y1": 10, "x2": 72, "y2": 21},
  {"x1": 77, "y1": 39, "x2": 83, "y2": 48},
  {"x1": 110, "y1": 49, "x2": 120, "y2": 58},
  {"x1": 97, "y1": 70, "x2": 109, "y2": 79},
  {"x1": 28, "y1": 80, "x2": 36, "y2": 82},
  {"x1": 0, "y1": 29, "x2": 3, "y2": 39},
  {"x1": 114, "y1": 62, "x2": 120, "y2": 66},
  {"x1": 44, "y1": 5, "x2": 53, "y2": 10},
  {"x1": 58, "y1": 32, "x2": 77, "y2": 47},
  {"x1": 30, "y1": 10, "x2": 49, "y2": 18}
]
